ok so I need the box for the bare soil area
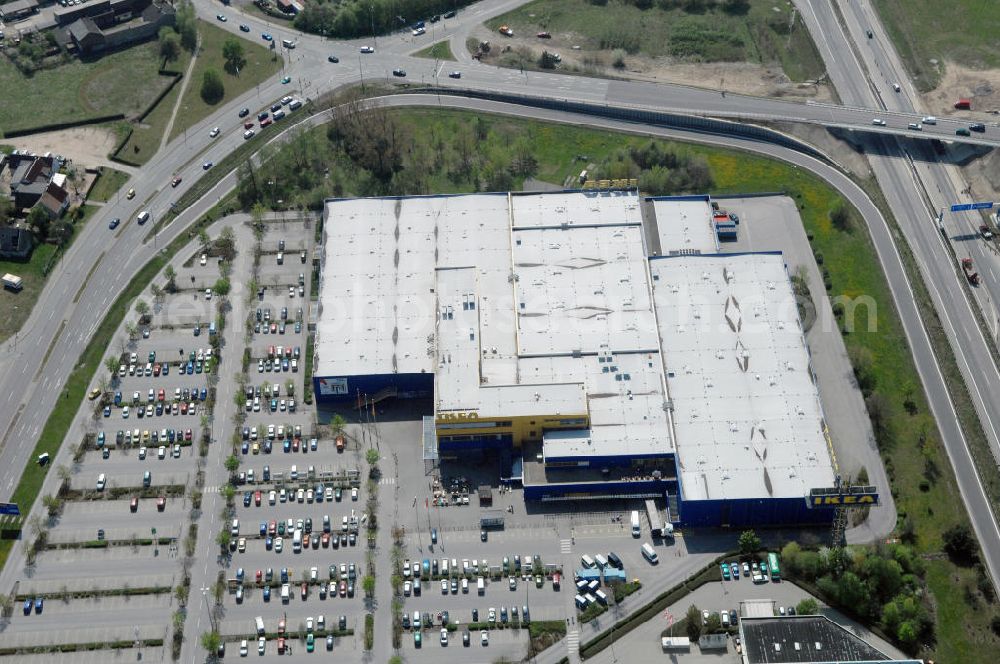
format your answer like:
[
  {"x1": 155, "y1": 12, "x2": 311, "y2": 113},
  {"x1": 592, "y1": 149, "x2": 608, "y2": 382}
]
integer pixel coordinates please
[
  {"x1": 470, "y1": 26, "x2": 834, "y2": 102},
  {"x1": 9, "y1": 126, "x2": 127, "y2": 173},
  {"x1": 924, "y1": 61, "x2": 1000, "y2": 118}
]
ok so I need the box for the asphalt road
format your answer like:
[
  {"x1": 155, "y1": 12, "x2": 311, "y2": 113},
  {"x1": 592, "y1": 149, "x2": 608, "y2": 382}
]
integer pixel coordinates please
[{"x1": 793, "y1": 0, "x2": 1000, "y2": 587}]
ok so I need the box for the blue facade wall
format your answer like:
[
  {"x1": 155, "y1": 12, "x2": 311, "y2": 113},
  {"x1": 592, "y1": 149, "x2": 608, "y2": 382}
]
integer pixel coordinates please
[
  {"x1": 438, "y1": 434, "x2": 513, "y2": 454},
  {"x1": 543, "y1": 452, "x2": 672, "y2": 467},
  {"x1": 312, "y1": 372, "x2": 433, "y2": 403},
  {"x1": 678, "y1": 496, "x2": 834, "y2": 528},
  {"x1": 524, "y1": 478, "x2": 677, "y2": 501}
]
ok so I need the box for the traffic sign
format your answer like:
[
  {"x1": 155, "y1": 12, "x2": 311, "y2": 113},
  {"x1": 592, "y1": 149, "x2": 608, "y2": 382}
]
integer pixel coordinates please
[
  {"x1": 951, "y1": 202, "x2": 995, "y2": 212},
  {"x1": 0, "y1": 503, "x2": 21, "y2": 516}
]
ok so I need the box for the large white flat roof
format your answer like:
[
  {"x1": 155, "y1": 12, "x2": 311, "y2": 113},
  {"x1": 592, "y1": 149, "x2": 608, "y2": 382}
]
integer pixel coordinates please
[
  {"x1": 650, "y1": 252, "x2": 835, "y2": 500},
  {"x1": 649, "y1": 196, "x2": 718, "y2": 255}
]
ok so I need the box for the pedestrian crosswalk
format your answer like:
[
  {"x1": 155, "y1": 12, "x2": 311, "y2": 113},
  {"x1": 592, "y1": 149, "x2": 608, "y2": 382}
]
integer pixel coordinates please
[
  {"x1": 566, "y1": 630, "x2": 579, "y2": 653},
  {"x1": 560, "y1": 538, "x2": 572, "y2": 554},
  {"x1": 378, "y1": 476, "x2": 396, "y2": 485},
  {"x1": 205, "y1": 485, "x2": 221, "y2": 494}
]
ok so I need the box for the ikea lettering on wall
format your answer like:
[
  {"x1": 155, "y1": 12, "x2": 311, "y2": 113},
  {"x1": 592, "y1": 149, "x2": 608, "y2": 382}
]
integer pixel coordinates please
[
  {"x1": 439, "y1": 412, "x2": 480, "y2": 421},
  {"x1": 810, "y1": 494, "x2": 877, "y2": 507}
]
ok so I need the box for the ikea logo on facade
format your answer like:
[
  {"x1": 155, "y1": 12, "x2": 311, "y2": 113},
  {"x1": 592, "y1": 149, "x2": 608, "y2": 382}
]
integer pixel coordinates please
[{"x1": 810, "y1": 494, "x2": 877, "y2": 507}]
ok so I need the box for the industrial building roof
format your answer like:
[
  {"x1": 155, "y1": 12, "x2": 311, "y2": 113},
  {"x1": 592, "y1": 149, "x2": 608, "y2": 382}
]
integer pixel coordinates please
[
  {"x1": 740, "y1": 616, "x2": 918, "y2": 663},
  {"x1": 649, "y1": 196, "x2": 718, "y2": 255},
  {"x1": 319, "y1": 191, "x2": 671, "y2": 455},
  {"x1": 650, "y1": 253, "x2": 835, "y2": 500}
]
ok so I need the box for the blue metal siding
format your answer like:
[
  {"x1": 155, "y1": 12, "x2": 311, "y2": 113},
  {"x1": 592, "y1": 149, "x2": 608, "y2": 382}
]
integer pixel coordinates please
[
  {"x1": 543, "y1": 453, "x2": 671, "y2": 467},
  {"x1": 312, "y1": 373, "x2": 432, "y2": 403},
  {"x1": 678, "y1": 496, "x2": 834, "y2": 528},
  {"x1": 438, "y1": 434, "x2": 512, "y2": 454},
  {"x1": 523, "y1": 479, "x2": 678, "y2": 501}
]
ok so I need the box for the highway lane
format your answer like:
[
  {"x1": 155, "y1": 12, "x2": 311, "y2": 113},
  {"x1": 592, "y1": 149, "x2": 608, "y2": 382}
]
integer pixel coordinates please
[{"x1": 793, "y1": 0, "x2": 1000, "y2": 585}]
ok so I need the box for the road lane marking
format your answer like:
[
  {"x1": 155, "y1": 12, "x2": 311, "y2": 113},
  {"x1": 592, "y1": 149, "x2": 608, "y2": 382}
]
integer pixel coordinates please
[{"x1": 73, "y1": 253, "x2": 105, "y2": 304}]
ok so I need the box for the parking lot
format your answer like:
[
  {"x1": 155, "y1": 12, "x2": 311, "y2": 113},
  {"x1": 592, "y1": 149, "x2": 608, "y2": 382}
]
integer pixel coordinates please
[{"x1": 1, "y1": 223, "x2": 230, "y2": 659}]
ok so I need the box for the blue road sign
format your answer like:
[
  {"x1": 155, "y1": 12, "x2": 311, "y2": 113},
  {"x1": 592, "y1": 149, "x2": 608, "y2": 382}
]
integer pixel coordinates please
[
  {"x1": 952, "y1": 202, "x2": 995, "y2": 212},
  {"x1": 0, "y1": 503, "x2": 21, "y2": 516}
]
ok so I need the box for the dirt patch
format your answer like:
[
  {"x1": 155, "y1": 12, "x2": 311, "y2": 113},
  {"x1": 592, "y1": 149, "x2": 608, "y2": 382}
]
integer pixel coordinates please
[
  {"x1": 924, "y1": 61, "x2": 1000, "y2": 118},
  {"x1": 10, "y1": 126, "x2": 126, "y2": 172},
  {"x1": 471, "y1": 27, "x2": 833, "y2": 102}
]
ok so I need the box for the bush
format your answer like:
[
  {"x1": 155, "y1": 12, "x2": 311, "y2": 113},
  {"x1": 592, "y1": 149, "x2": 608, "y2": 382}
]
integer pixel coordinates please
[
  {"x1": 611, "y1": 49, "x2": 626, "y2": 69},
  {"x1": 942, "y1": 524, "x2": 978, "y2": 565},
  {"x1": 200, "y1": 69, "x2": 225, "y2": 105}
]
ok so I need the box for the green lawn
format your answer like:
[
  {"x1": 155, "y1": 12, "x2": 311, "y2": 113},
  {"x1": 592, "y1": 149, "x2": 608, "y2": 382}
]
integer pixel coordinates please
[
  {"x1": 874, "y1": 0, "x2": 1000, "y2": 91},
  {"x1": 0, "y1": 42, "x2": 174, "y2": 135},
  {"x1": 86, "y1": 168, "x2": 130, "y2": 202},
  {"x1": 118, "y1": 76, "x2": 187, "y2": 166},
  {"x1": 0, "y1": 243, "x2": 60, "y2": 341},
  {"x1": 414, "y1": 40, "x2": 456, "y2": 61},
  {"x1": 486, "y1": 0, "x2": 824, "y2": 82},
  {"x1": 168, "y1": 21, "x2": 283, "y2": 141}
]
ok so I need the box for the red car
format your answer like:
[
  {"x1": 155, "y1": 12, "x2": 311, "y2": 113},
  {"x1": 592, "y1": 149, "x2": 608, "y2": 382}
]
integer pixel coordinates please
[
  {"x1": 339, "y1": 580, "x2": 347, "y2": 597},
  {"x1": 278, "y1": 617, "x2": 286, "y2": 635},
  {"x1": 255, "y1": 569, "x2": 263, "y2": 583},
  {"x1": 537, "y1": 31, "x2": 551, "y2": 38},
  {"x1": 322, "y1": 532, "x2": 330, "y2": 547},
  {"x1": 302, "y1": 533, "x2": 310, "y2": 548},
  {"x1": 277, "y1": 638, "x2": 285, "y2": 654},
  {"x1": 244, "y1": 120, "x2": 254, "y2": 130},
  {"x1": 260, "y1": 117, "x2": 273, "y2": 127},
  {"x1": 156, "y1": 496, "x2": 166, "y2": 511},
  {"x1": 254, "y1": 490, "x2": 261, "y2": 506},
  {"x1": 180, "y1": 402, "x2": 188, "y2": 415},
  {"x1": 292, "y1": 438, "x2": 299, "y2": 452},
  {"x1": 171, "y1": 177, "x2": 182, "y2": 187},
  {"x1": 184, "y1": 428, "x2": 192, "y2": 441},
  {"x1": 153, "y1": 363, "x2": 161, "y2": 376},
  {"x1": 301, "y1": 582, "x2": 308, "y2": 600},
  {"x1": 268, "y1": 520, "x2": 277, "y2": 536},
  {"x1": 157, "y1": 389, "x2": 165, "y2": 401},
  {"x1": 268, "y1": 345, "x2": 275, "y2": 358}
]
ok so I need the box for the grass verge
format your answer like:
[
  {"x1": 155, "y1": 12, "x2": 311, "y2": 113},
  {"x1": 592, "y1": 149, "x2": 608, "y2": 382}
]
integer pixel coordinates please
[
  {"x1": 414, "y1": 40, "x2": 456, "y2": 61},
  {"x1": 168, "y1": 21, "x2": 283, "y2": 142},
  {"x1": 872, "y1": 0, "x2": 1000, "y2": 91},
  {"x1": 0, "y1": 42, "x2": 171, "y2": 134},
  {"x1": 484, "y1": 0, "x2": 824, "y2": 82},
  {"x1": 86, "y1": 168, "x2": 131, "y2": 202}
]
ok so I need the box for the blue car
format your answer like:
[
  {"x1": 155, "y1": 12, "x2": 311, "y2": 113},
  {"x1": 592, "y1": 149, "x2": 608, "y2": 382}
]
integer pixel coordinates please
[
  {"x1": 280, "y1": 567, "x2": 288, "y2": 583},
  {"x1": 102, "y1": 406, "x2": 111, "y2": 417},
  {"x1": 108, "y1": 217, "x2": 120, "y2": 230},
  {"x1": 186, "y1": 361, "x2": 194, "y2": 373},
  {"x1": 23, "y1": 598, "x2": 31, "y2": 615},
  {"x1": 114, "y1": 391, "x2": 122, "y2": 405},
  {"x1": 263, "y1": 585, "x2": 271, "y2": 601},
  {"x1": 34, "y1": 597, "x2": 43, "y2": 614},
  {"x1": 262, "y1": 32, "x2": 272, "y2": 41},
  {"x1": 236, "y1": 568, "x2": 244, "y2": 582},
  {"x1": 241, "y1": 441, "x2": 249, "y2": 455},
  {"x1": 265, "y1": 536, "x2": 273, "y2": 550},
  {"x1": 264, "y1": 440, "x2": 272, "y2": 454},
  {"x1": 200, "y1": 388, "x2": 207, "y2": 401},
  {"x1": 162, "y1": 363, "x2": 169, "y2": 376},
  {"x1": 243, "y1": 492, "x2": 252, "y2": 507},
  {"x1": 283, "y1": 440, "x2": 291, "y2": 453},
  {"x1": 260, "y1": 522, "x2": 267, "y2": 536},
  {"x1": 97, "y1": 432, "x2": 105, "y2": 447}
]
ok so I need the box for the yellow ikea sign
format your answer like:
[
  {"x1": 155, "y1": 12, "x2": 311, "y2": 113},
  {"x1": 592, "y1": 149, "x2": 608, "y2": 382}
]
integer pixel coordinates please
[
  {"x1": 810, "y1": 494, "x2": 877, "y2": 507},
  {"x1": 439, "y1": 412, "x2": 480, "y2": 421}
]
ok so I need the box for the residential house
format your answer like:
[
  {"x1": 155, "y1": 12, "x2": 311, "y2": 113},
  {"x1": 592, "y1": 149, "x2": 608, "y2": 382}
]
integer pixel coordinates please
[
  {"x1": 7, "y1": 152, "x2": 65, "y2": 211},
  {"x1": 0, "y1": 225, "x2": 34, "y2": 261}
]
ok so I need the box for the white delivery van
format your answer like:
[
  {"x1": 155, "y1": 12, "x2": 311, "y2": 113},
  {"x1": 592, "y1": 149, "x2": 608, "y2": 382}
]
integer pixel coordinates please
[
  {"x1": 292, "y1": 528, "x2": 302, "y2": 553},
  {"x1": 641, "y1": 542, "x2": 658, "y2": 564},
  {"x1": 288, "y1": 99, "x2": 303, "y2": 110},
  {"x1": 587, "y1": 580, "x2": 600, "y2": 593},
  {"x1": 477, "y1": 577, "x2": 485, "y2": 595},
  {"x1": 255, "y1": 616, "x2": 265, "y2": 636},
  {"x1": 580, "y1": 554, "x2": 595, "y2": 569},
  {"x1": 584, "y1": 593, "x2": 597, "y2": 605},
  {"x1": 594, "y1": 589, "x2": 609, "y2": 605},
  {"x1": 721, "y1": 611, "x2": 730, "y2": 627},
  {"x1": 576, "y1": 579, "x2": 588, "y2": 591},
  {"x1": 280, "y1": 584, "x2": 290, "y2": 602},
  {"x1": 441, "y1": 558, "x2": 449, "y2": 575},
  {"x1": 136, "y1": 210, "x2": 150, "y2": 225},
  {"x1": 574, "y1": 594, "x2": 588, "y2": 609},
  {"x1": 630, "y1": 510, "x2": 641, "y2": 537},
  {"x1": 282, "y1": 38, "x2": 296, "y2": 49},
  {"x1": 594, "y1": 554, "x2": 608, "y2": 569}
]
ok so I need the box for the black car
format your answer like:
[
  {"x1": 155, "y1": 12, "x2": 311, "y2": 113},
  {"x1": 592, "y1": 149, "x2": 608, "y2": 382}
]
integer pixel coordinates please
[
  {"x1": 108, "y1": 217, "x2": 120, "y2": 230},
  {"x1": 444, "y1": 9, "x2": 456, "y2": 18},
  {"x1": 238, "y1": 107, "x2": 250, "y2": 118},
  {"x1": 239, "y1": 24, "x2": 250, "y2": 32},
  {"x1": 471, "y1": 608, "x2": 478, "y2": 622},
  {"x1": 430, "y1": 14, "x2": 440, "y2": 23},
  {"x1": 970, "y1": 123, "x2": 987, "y2": 133},
  {"x1": 328, "y1": 55, "x2": 339, "y2": 63},
  {"x1": 392, "y1": 69, "x2": 407, "y2": 77},
  {"x1": 463, "y1": 630, "x2": 470, "y2": 646},
  {"x1": 448, "y1": 71, "x2": 461, "y2": 79}
]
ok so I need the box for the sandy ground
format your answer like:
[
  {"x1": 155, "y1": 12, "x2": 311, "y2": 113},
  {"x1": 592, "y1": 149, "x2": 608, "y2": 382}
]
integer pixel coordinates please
[
  {"x1": 470, "y1": 26, "x2": 835, "y2": 102},
  {"x1": 8, "y1": 126, "x2": 132, "y2": 174}
]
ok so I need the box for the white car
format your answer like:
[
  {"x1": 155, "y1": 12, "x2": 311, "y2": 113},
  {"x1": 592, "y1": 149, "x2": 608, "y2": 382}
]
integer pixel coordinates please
[
  {"x1": 892, "y1": 82, "x2": 901, "y2": 92},
  {"x1": 488, "y1": 607, "x2": 496, "y2": 622},
  {"x1": 274, "y1": 537, "x2": 283, "y2": 552},
  {"x1": 481, "y1": 630, "x2": 489, "y2": 645},
  {"x1": 268, "y1": 490, "x2": 276, "y2": 504},
  {"x1": 441, "y1": 579, "x2": 449, "y2": 594},
  {"x1": 205, "y1": 288, "x2": 212, "y2": 300},
  {"x1": 209, "y1": 127, "x2": 220, "y2": 138},
  {"x1": 239, "y1": 639, "x2": 248, "y2": 656},
  {"x1": 243, "y1": 129, "x2": 255, "y2": 140},
  {"x1": 403, "y1": 580, "x2": 412, "y2": 596},
  {"x1": 258, "y1": 637, "x2": 265, "y2": 654},
  {"x1": 351, "y1": 487, "x2": 358, "y2": 501},
  {"x1": 922, "y1": 116, "x2": 938, "y2": 125},
  {"x1": 440, "y1": 628, "x2": 448, "y2": 645},
  {"x1": 158, "y1": 446, "x2": 166, "y2": 459},
  {"x1": 872, "y1": 118, "x2": 886, "y2": 126},
  {"x1": 360, "y1": 45, "x2": 374, "y2": 53},
  {"x1": 138, "y1": 446, "x2": 146, "y2": 459},
  {"x1": 306, "y1": 616, "x2": 314, "y2": 632},
  {"x1": 412, "y1": 27, "x2": 425, "y2": 36}
]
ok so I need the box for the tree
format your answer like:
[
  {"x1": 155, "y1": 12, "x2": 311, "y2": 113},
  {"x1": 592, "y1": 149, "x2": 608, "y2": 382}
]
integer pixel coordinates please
[
  {"x1": 158, "y1": 27, "x2": 181, "y2": 64},
  {"x1": 175, "y1": 0, "x2": 198, "y2": 52},
  {"x1": 685, "y1": 604, "x2": 702, "y2": 640},
  {"x1": 216, "y1": 529, "x2": 231, "y2": 549},
  {"x1": 942, "y1": 524, "x2": 978, "y2": 565},
  {"x1": 222, "y1": 38, "x2": 246, "y2": 75},
  {"x1": 200, "y1": 69, "x2": 225, "y2": 105},
  {"x1": 723, "y1": 0, "x2": 751, "y2": 13},
  {"x1": 56, "y1": 464, "x2": 71, "y2": 486},
  {"x1": 135, "y1": 298, "x2": 150, "y2": 319},
  {"x1": 366, "y1": 448, "x2": 379, "y2": 466},
  {"x1": 200, "y1": 631, "x2": 221, "y2": 653},
  {"x1": 105, "y1": 356, "x2": 119, "y2": 377},
  {"x1": 198, "y1": 228, "x2": 211, "y2": 250},
  {"x1": 224, "y1": 454, "x2": 240, "y2": 474},
  {"x1": 738, "y1": 529, "x2": 761, "y2": 555},
  {"x1": 331, "y1": 414, "x2": 346, "y2": 435},
  {"x1": 151, "y1": 283, "x2": 164, "y2": 304},
  {"x1": 213, "y1": 277, "x2": 231, "y2": 297},
  {"x1": 27, "y1": 205, "x2": 51, "y2": 238},
  {"x1": 705, "y1": 612, "x2": 722, "y2": 633},
  {"x1": 795, "y1": 598, "x2": 819, "y2": 615},
  {"x1": 126, "y1": 321, "x2": 139, "y2": 341},
  {"x1": 164, "y1": 264, "x2": 177, "y2": 291}
]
